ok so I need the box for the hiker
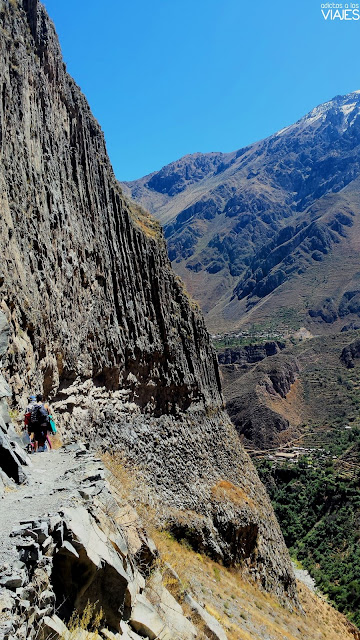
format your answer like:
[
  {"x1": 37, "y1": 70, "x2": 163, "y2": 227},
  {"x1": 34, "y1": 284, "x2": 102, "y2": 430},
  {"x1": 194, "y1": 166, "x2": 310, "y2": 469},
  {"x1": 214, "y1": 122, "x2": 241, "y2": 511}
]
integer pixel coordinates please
[
  {"x1": 30, "y1": 393, "x2": 50, "y2": 452},
  {"x1": 24, "y1": 394, "x2": 37, "y2": 451},
  {"x1": 24, "y1": 394, "x2": 37, "y2": 434}
]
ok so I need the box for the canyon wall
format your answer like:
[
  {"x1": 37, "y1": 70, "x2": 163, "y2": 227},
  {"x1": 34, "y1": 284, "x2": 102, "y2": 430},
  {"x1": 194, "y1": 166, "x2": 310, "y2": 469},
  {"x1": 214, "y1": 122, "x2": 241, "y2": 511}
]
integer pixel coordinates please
[{"x1": 0, "y1": 0, "x2": 296, "y2": 603}]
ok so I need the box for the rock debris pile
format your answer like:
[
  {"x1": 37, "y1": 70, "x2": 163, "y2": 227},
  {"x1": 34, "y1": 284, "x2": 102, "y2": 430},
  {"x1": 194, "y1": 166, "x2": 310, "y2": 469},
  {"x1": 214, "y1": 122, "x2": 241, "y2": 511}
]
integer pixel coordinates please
[{"x1": 0, "y1": 443, "x2": 227, "y2": 640}]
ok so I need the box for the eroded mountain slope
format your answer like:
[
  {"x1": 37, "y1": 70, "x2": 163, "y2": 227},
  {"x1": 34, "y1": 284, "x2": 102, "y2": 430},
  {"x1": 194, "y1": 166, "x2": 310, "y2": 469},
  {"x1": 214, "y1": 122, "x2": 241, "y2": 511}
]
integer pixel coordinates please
[
  {"x1": 124, "y1": 92, "x2": 360, "y2": 333},
  {"x1": 218, "y1": 330, "x2": 360, "y2": 449}
]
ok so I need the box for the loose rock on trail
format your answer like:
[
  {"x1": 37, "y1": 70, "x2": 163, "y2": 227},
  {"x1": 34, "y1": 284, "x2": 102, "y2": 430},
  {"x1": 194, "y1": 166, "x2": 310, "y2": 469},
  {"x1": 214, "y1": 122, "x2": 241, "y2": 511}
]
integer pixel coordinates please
[{"x1": 0, "y1": 443, "x2": 222, "y2": 640}]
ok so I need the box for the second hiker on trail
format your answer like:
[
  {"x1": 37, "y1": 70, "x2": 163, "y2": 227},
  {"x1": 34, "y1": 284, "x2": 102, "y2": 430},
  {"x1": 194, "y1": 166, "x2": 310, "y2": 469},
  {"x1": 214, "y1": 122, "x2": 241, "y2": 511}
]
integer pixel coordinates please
[
  {"x1": 30, "y1": 394, "x2": 50, "y2": 452},
  {"x1": 24, "y1": 394, "x2": 36, "y2": 430}
]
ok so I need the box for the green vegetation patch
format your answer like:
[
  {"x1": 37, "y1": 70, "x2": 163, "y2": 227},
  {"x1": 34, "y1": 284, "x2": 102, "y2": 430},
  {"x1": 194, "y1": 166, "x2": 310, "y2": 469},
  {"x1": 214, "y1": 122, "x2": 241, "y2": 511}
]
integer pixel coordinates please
[{"x1": 256, "y1": 431, "x2": 360, "y2": 628}]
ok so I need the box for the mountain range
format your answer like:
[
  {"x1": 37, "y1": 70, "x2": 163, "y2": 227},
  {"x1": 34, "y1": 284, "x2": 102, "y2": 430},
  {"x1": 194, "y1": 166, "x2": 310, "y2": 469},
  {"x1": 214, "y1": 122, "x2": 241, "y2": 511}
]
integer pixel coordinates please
[{"x1": 123, "y1": 92, "x2": 360, "y2": 335}]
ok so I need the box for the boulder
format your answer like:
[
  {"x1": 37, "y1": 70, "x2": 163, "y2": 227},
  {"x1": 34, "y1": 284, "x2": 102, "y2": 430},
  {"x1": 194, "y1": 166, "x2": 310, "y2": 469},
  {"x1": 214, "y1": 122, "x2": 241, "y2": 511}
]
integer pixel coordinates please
[
  {"x1": 39, "y1": 614, "x2": 68, "y2": 640},
  {"x1": 0, "y1": 430, "x2": 28, "y2": 484},
  {"x1": 52, "y1": 506, "x2": 138, "y2": 629},
  {"x1": 0, "y1": 312, "x2": 9, "y2": 360},
  {"x1": 0, "y1": 375, "x2": 11, "y2": 426},
  {"x1": 10, "y1": 440, "x2": 32, "y2": 467},
  {"x1": 0, "y1": 375, "x2": 11, "y2": 403},
  {"x1": 185, "y1": 594, "x2": 228, "y2": 640},
  {"x1": 119, "y1": 622, "x2": 145, "y2": 640},
  {"x1": 0, "y1": 590, "x2": 15, "y2": 614},
  {"x1": 130, "y1": 593, "x2": 168, "y2": 639},
  {"x1": 146, "y1": 570, "x2": 197, "y2": 639},
  {"x1": 60, "y1": 540, "x2": 79, "y2": 558},
  {"x1": 0, "y1": 572, "x2": 26, "y2": 589},
  {"x1": 100, "y1": 629, "x2": 122, "y2": 640}
]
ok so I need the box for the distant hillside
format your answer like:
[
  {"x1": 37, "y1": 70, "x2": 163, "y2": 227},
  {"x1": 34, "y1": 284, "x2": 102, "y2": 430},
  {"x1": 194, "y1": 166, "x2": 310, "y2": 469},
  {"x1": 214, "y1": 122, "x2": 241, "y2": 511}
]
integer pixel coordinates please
[
  {"x1": 217, "y1": 329, "x2": 360, "y2": 627},
  {"x1": 123, "y1": 92, "x2": 360, "y2": 334},
  {"x1": 218, "y1": 329, "x2": 360, "y2": 449}
]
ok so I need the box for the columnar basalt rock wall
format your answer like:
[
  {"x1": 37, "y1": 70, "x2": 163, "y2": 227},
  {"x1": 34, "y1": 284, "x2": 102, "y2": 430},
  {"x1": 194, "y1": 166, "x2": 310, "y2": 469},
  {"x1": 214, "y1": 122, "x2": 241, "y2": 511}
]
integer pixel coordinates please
[
  {"x1": 0, "y1": 0, "x2": 297, "y2": 604},
  {"x1": 0, "y1": 0, "x2": 221, "y2": 415}
]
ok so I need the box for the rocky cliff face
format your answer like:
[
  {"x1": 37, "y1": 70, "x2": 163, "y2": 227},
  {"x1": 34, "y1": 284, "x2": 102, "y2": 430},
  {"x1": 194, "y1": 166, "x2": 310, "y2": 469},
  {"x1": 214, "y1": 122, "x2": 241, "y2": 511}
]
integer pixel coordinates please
[
  {"x1": 0, "y1": 0, "x2": 297, "y2": 606},
  {"x1": 0, "y1": 0, "x2": 220, "y2": 416},
  {"x1": 218, "y1": 341, "x2": 285, "y2": 367},
  {"x1": 340, "y1": 338, "x2": 360, "y2": 368}
]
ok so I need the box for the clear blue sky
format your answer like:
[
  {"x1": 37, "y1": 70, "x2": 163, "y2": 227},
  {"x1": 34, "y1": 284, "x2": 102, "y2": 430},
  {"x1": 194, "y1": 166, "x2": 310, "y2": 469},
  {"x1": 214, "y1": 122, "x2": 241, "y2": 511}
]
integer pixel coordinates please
[{"x1": 43, "y1": 0, "x2": 360, "y2": 181}]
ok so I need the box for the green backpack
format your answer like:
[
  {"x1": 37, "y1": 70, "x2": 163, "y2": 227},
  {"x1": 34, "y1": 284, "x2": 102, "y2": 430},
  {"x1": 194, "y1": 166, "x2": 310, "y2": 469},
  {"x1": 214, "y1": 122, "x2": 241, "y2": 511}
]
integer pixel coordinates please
[{"x1": 49, "y1": 415, "x2": 57, "y2": 434}]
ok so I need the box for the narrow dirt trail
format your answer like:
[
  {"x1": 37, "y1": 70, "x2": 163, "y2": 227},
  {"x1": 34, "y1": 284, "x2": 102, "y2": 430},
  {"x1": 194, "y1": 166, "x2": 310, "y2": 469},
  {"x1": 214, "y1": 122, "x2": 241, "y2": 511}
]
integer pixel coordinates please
[{"x1": 0, "y1": 445, "x2": 101, "y2": 569}]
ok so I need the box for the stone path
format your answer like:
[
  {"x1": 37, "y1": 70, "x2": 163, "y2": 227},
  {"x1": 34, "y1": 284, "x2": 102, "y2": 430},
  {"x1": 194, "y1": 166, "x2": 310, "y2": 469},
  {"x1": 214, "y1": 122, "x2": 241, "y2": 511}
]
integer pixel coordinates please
[
  {"x1": 0, "y1": 445, "x2": 99, "y2": 569},
  {"x1": 0, "y1": 443, "x2": 211, "y2": 640}
]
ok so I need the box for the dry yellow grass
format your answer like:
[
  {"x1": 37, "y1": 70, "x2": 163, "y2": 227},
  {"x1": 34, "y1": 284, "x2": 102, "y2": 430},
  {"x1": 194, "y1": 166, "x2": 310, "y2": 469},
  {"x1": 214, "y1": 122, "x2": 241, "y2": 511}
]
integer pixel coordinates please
[
  {"x1": 211, "y1": 480, "x2": 256, "y2": 510},
  {"x1": 174, "y1": 274, "x2": 201, "y2": 312},
  {"x1": 102, "y1": 451, "x2": 359, "y2": 640},
  {"x1": 128, "y1": 199, "x2": 162, "y2": 240},
  {"x1": 50, "y1": 432, "x2": 63, "y2": 450},
  {"x1": 152, "y1": 530, "x2": 359, "y2": 640},
  {"x1": 102, "y1": 451, "x2": 142, "y2": 504},
  {"x1": 61, "y1": 601, "x2": 104, "y2": 639}
]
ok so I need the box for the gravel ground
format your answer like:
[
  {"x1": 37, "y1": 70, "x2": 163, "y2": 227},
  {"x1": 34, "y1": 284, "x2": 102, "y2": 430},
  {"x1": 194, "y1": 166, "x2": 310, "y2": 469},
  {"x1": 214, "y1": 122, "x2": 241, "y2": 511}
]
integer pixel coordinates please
[
  {"x1": 292, "y1": 563, "x2": 317, "y2": 592},
  {"x1": 0, "y1": 447, "x2": 85, "y2": 568}
]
